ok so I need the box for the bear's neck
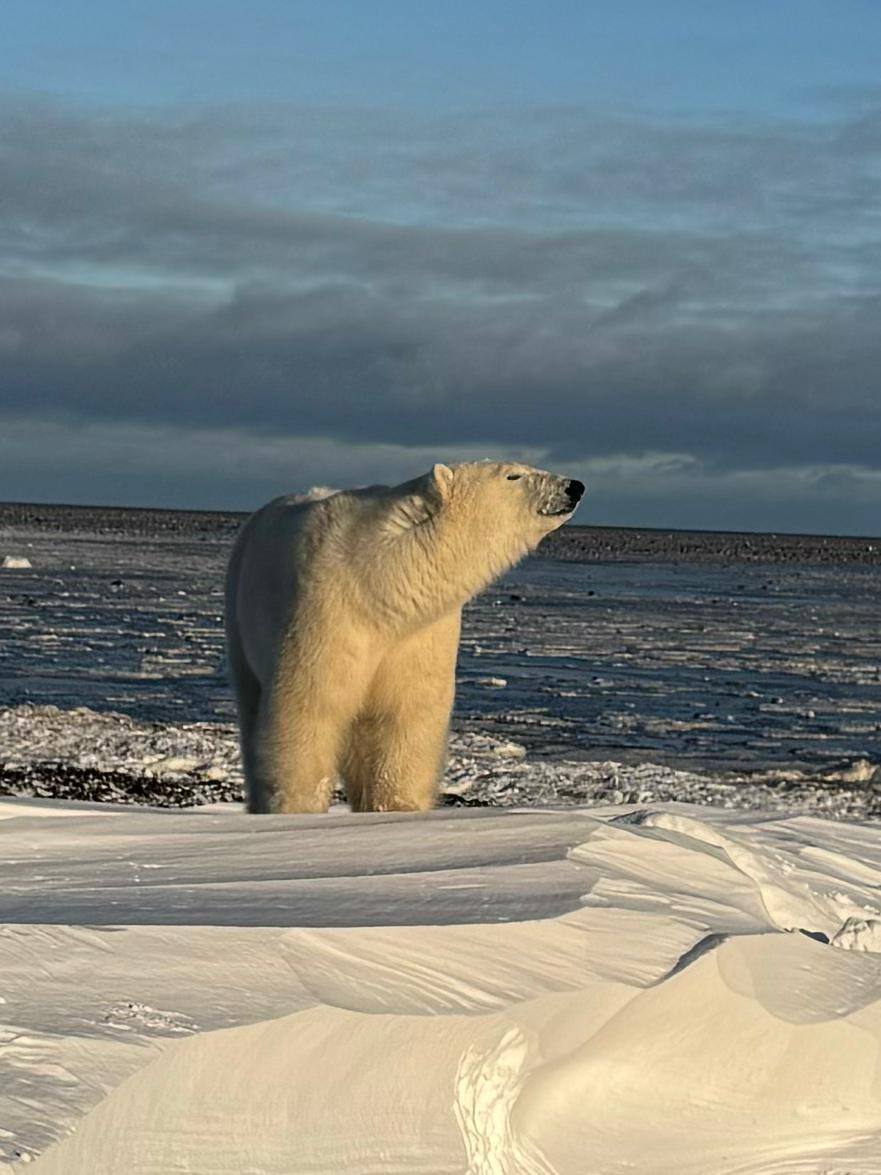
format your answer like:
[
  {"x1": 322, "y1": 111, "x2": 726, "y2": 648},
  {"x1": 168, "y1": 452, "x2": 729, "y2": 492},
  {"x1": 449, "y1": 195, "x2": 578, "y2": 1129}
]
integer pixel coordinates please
[{"x1": 378, "y1": 508, "x2": 533, "y2": 628}]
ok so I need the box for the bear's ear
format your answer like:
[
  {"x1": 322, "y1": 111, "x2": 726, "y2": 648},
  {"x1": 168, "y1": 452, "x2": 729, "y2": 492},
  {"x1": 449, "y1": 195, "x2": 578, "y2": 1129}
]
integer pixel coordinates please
[{"x1": 431, "y1": 463, "x2": 454, "y2": 497}]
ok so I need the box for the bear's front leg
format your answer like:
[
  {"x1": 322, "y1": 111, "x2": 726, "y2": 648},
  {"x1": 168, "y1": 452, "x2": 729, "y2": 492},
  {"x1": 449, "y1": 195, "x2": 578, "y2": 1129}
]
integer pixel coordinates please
[
  {"x1": 344, "y1": 612, "x2": 460, "y2": 812},
  {"x1": 370, "y1": 706, "x2": 452, "y2": 812},
  {"x1": 252, "y1": 694, "x2": 341, "y2": 813},
  {"x1": 253, "y1": 635, "x2": 374, "y2": 814}
]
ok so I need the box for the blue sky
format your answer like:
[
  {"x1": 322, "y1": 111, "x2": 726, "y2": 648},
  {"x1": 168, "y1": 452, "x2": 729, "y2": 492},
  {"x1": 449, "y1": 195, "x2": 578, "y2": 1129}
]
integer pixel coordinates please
[
  {"x1": 5, "y1": 0, "x2": 880, "y2": 114},
  {"x1": 2, "y1": 1, "x2": 881, "y2": 531}
]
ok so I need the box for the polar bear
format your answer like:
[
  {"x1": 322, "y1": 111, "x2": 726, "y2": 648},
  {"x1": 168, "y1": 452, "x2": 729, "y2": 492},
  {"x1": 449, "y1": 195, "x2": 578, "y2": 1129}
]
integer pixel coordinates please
[{"x1": 225, "y1": 461, "x2": 584, "y2": 813}]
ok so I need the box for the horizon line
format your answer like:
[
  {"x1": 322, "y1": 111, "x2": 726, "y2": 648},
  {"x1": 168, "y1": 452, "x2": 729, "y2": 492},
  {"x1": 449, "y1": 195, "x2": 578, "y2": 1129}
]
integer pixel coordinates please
[{"x1": 2, "y1": 498, "x2": 878, "y2": 545}]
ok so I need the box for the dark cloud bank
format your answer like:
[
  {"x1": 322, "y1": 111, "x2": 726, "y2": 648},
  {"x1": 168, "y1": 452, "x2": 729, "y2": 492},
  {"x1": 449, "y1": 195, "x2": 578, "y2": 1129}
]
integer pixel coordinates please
[{"x1": 1, "y1": 95, "x2": 880, "y2": 532}]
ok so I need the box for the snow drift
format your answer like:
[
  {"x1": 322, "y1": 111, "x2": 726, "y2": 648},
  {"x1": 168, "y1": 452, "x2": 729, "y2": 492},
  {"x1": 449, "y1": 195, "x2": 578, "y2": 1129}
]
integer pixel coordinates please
[{"x1": 1, "y1": 799, "x2": 880, "y2": 1173}]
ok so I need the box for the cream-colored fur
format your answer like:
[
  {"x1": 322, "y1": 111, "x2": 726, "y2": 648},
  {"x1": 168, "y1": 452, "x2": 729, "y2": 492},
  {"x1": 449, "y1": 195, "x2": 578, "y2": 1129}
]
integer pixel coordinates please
[{"x1": 225, "y1": 461, "x2": 582, "y2": 813}]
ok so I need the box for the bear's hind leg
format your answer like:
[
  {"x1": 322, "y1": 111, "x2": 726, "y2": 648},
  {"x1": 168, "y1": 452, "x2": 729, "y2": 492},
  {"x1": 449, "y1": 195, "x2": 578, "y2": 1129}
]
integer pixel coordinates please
[{"x1": 226, "y1": 627, "x2": 269, "y2": 812}]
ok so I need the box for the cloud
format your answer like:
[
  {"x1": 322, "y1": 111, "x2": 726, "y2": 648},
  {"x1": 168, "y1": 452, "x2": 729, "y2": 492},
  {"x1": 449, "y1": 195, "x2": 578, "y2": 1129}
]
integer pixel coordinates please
[
  {"x1": 1, "y1": 93, "x2": 880, "y2": 530},
  {"x1": 3, "y1": 417, "x2": 880, "y2": 536},
  {"x1": 0, "y1": 416, "x2": 541, "y2": 511}
]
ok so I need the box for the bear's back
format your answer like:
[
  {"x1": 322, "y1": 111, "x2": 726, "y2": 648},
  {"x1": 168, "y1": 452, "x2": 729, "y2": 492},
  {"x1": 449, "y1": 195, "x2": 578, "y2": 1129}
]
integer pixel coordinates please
[{"x1": 226, "y1": 485, "x2": 392, "y2": 681}]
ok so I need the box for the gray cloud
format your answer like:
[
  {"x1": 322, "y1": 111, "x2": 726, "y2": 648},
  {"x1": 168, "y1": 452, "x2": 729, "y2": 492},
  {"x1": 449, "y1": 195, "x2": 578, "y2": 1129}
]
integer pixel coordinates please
[{"x1": 1, "y1": 93, "x2": 880, "y2": 529}]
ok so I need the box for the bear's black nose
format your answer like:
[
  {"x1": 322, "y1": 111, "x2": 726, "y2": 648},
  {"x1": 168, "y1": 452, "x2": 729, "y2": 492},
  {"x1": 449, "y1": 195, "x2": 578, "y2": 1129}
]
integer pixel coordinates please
[{"x1": 566, "y1": 479, "x2": 586, "y2": 504}]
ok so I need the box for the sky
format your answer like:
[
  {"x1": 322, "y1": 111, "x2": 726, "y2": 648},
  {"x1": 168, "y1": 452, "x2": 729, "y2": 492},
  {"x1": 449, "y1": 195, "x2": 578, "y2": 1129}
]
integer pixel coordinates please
[{"x1": 2, "y1": 0, "x2": 881, "y2": 533}]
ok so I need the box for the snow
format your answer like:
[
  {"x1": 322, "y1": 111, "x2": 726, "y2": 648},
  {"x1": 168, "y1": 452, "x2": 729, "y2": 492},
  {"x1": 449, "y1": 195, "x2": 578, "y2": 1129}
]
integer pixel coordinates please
[
  {"x1": 5, "y1": 703, "x2": 881, "y2": 819},
  {"x1": 2, "y1": 797, "x2": 881, "y2": 1173}
]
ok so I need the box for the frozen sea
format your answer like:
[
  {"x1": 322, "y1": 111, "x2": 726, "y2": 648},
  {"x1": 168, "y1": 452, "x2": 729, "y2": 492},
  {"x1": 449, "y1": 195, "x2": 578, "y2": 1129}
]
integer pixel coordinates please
[{"x1": 1, "y1": 505, "x2": 880, "y2": 817}]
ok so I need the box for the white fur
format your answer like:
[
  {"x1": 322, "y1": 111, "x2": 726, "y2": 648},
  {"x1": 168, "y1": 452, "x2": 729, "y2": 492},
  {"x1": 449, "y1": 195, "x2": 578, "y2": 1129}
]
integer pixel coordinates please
[{"x1": 225, "y1": 460, "x2": 579, "y2": 813}]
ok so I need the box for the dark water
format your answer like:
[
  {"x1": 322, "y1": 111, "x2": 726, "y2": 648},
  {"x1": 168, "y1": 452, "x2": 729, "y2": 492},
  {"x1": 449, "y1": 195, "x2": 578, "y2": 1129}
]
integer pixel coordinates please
[
  {"x1": 459, "y1": 558, "x2": 881, "y2": 769},
  {"x1": 1, "y1": 524, "x2": 880, "y2": 772}
]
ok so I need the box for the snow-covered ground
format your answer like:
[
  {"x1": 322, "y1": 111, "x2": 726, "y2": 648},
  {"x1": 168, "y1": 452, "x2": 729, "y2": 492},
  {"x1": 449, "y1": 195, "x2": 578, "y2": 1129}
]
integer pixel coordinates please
[{"x1": 2, "y1": 794, "x2": 881, "y2": 1173}]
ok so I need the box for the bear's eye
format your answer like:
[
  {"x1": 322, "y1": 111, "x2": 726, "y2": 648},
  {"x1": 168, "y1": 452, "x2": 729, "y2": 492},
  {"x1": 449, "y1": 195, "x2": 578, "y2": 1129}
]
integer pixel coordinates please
[{"x1": 506, "y1": 473, "x2": 523, "y2": 481}]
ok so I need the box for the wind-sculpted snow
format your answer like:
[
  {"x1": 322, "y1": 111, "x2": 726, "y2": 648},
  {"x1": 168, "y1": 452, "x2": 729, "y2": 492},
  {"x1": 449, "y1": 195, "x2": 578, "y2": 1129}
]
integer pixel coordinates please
[{"x1": 1, "y1": 799, "x2": 880, "y2": 1172}]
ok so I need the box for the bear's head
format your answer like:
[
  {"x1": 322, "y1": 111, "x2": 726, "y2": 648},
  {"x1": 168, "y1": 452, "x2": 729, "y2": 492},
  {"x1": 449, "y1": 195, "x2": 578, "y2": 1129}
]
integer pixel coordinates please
[{"x1": 428, "y1": 460, "x2": 585, "y2": 543}]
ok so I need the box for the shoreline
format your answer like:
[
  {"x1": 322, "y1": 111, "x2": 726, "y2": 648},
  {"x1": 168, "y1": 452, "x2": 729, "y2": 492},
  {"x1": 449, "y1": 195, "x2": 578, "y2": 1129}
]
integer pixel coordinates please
[
  {"x1": 3, "y1": 702, "x2": 879, "y2": 822},
  {"x1": 2, "y1": 500, "x2": 880, "y2": 565}
]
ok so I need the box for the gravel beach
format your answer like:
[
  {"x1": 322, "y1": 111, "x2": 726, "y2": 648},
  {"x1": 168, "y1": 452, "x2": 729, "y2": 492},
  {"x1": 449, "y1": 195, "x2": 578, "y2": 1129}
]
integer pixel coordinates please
[{"x1": 2, "y1": 501, "x2": 879, "y2": 565}]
